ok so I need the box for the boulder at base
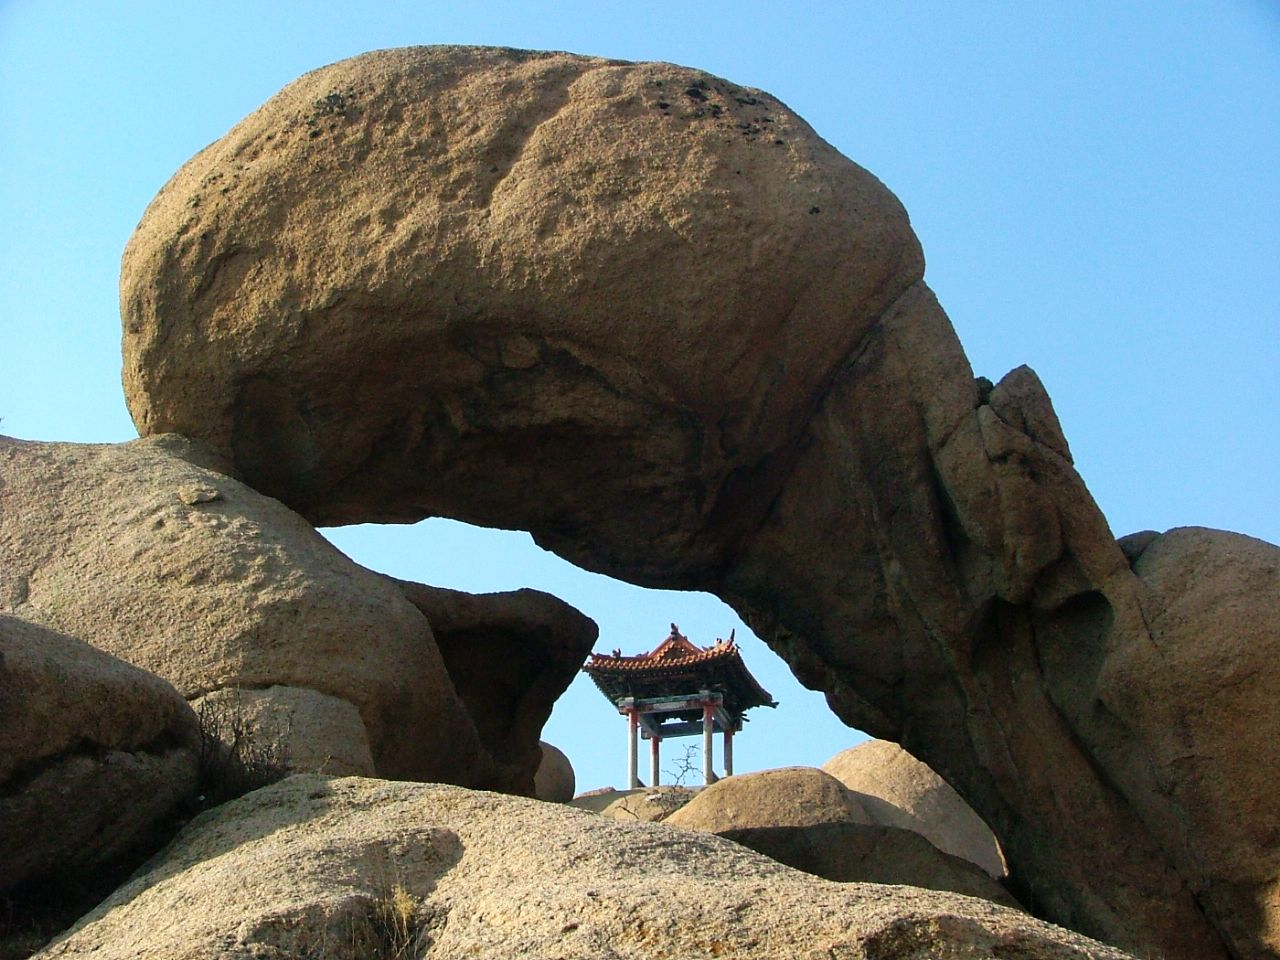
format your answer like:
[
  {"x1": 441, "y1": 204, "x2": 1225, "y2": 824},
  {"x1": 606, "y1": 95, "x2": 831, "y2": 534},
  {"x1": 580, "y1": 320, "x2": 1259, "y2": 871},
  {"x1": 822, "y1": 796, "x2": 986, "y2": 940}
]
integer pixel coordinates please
[
  {"x1": 533, "y1": 741, "x2": 575, "y2": 803},
  {"x1": 666, "y1": 767, "x2": 1012, "y2": 906},
  {"x1": 666, "y1": 766, "x2": 873, "y2": 831},
  {"x1": 569, "y1": 786, "x2": 699, "y2": 822},
  {"x1": 823, "y1": 739, "x2": 1006, "y2": 877},
  {"x1": 0, "y1": 614, "x2": 199, "y2": 893},
  {"x1": 36, "y1": 775, "x2": 1133, "y2": 960},
  {"x1": 716, "y1": 821, "x2": 1016, "y2": 908}
]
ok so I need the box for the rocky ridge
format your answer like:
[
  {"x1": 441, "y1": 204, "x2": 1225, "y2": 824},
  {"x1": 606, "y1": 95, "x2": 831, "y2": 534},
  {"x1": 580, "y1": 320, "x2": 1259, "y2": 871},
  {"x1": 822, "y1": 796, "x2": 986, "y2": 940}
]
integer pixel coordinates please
[
  {"x1": 0, "y1": 434, "x2": 596, "y2": 796},
  {"x1": 35, "y1": 775, "x2": 1132, "y2": 960}
]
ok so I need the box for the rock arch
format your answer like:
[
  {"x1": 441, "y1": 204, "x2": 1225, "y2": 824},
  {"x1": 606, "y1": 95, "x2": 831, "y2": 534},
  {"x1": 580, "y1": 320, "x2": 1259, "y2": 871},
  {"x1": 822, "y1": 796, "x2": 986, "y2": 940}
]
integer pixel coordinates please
[{"x1": 119, "y1": 46, "x2": 1278, "y2": 959}]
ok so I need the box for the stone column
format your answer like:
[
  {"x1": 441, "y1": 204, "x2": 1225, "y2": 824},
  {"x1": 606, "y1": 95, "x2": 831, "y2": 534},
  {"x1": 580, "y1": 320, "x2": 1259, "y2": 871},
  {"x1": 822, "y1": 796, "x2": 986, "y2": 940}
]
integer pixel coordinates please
[
  {"x1": 724, "y1": 727, "x2": 734, "y2": 777},
  {"x1": 650, "y1": 734, "x2": 661, "y2": 787},
  {"x1": 702, "y1": 699, "x2": 715, "y2": 785},
  {"x1": 627, "y1": 708, "x2": 639, "y2": 789}
]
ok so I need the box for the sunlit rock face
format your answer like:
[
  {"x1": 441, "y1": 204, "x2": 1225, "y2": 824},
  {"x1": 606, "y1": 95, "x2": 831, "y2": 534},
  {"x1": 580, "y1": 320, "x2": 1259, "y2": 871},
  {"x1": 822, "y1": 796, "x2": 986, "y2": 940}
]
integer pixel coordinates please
[
  {"x1": 0, "y1": 435, "x2": 595, "y2": 797},
  {"x1": 823, "y1": 740, "x2": 1006, "y2": 879},
  {"x1": 120, "y1": 46, "x2": 1279, "y2": 960},
  {"x1": 120, "y1": 44, "x2": 920, "y2": 585}
]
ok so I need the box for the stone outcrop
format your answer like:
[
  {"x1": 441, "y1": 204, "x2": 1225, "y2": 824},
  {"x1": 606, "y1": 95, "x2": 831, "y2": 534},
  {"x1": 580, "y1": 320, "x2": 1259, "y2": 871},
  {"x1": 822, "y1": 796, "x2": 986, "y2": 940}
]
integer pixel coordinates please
[
  {"x1": 823, "y1": 740, "x2": 1005, "y2": 877},
  {"x1": 114, "y1": 45, "x2": 1278, "y2": 958},
  {"x1": 570, "y1": 786, "x2": 700, "y2": 822},
  {"x1": 189, "y1": 685, "x2": 376, "y2": 777},
  {"x1": 717, "y1": 822, "x2": 1015, "y2": 907},
  {"x1": 389, "y1": 580, "x2": 597, "y2": 790},
  {"x1": 534, "y1": 741, "x2": 575, "y2": 803},
  {"x1": 664, "y1": 767, "x2": 1012, "y2": 905},
  {"x1": 666, "y1": 766, "x2": 872, "y2": 831},
  {"x1": 36, "y1": 775, "x2": 1133, "y2": 959},
  {"x1": 1117, "y1": 528, "x2": 1280, "y2": 956},
  {"x1": 0, "y1": 435, "x2": 591, "y2": 795},
  {"x1": 0, "y1": 614, "x2": 199, "y2": 893}
]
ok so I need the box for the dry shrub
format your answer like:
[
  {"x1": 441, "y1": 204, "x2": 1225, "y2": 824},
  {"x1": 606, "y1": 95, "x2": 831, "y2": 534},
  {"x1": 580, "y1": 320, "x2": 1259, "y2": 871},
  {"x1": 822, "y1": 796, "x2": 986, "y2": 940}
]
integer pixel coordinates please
[{"x1": 195, "y1": 690, "x2": 290, "y2": 808}]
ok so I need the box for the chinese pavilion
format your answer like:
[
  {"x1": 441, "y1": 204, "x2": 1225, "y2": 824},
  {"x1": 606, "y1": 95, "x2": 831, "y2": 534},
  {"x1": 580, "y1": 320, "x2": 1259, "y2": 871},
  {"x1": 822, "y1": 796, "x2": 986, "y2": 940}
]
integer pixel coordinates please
[{"x1": 583, "y1": 624, "x2": 776, "y2": 787}]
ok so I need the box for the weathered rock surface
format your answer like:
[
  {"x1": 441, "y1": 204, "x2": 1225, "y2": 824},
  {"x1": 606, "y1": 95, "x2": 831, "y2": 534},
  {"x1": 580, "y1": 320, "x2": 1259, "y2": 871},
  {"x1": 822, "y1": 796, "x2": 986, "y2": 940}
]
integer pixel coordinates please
[
  {"x1": 720, "y1": 327, "x2": 1253, "y2": 958},
  {"x1": 390, "y1": 580, "x2": 597, "y2": 790},
  {"x1": 666, "y1": 766, "x2": 873, "y2": 831},
  {"x1": 663, "y1": 767, "x2": 1012, "y2": 905},
  {"x1": 534, "y1": 741, "x2": 574, "y2": 802},
  {"x1": 114, "y1": 45, "x2": 1277, "y2": 958},
  {"x1": 824, "y1": 740, "x2": 1005, "y2": 877},
  {"x1": 0, "y1": 435, "x2": 585, "y2": 793},
  {"x1": 120, "y1": 45, "x2": 920, "y2": 584},
  {"x1": 570, "y1": 786, "x2": 700, "y2": 822},
  {"x1": 190, "y1": 685, "x2": 376, "y2": 777},
  {"x1": 1117, "y1": 528, "x2": 1280, "y2": 957},
  {"x1": 0, "y1": 614, "x2": 199, "y2": 892},
  {"x1": 36, "y1": 775, "x2": 1133, "y2": 959},
  {"x1": 718, "y1": 822, "x2": 1016, "y2": 908}
]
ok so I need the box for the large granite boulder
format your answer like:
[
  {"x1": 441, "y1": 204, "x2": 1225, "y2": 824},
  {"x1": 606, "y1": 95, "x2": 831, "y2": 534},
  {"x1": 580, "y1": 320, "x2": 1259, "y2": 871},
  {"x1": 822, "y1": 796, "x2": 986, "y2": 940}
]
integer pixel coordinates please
[
  {"x1": 533, "y1": 741, "x2": 575, "y2": 803},
  {"x1": 0, "y1": 614, "x2": 199, "y2": 893},
  {"x1": 666, "y1": 766, "x2": 873, "y2": 831},
  {"x1": 666, "y1": 767, "x2": 1012, "y2": 905},
  {"x1": 1114, "y1": 528, "x2": 1280, "y2": 956},
  {"x1": 0, "y1": 435, "x2": 593, "y2": 795},
  {"x1": 115, "y1": 46, "x2": 1277, "y2": 958},
  {"x1": 717, "y1": 821, "x2": 1016, "y2": 908},
  {"x1": 119, "y1": 45, "x2": 920, "y2": 583},
  {"x1": 823, "y1": 740, "x2": 1005, "y2": 877},
  {"x1": 35, "y1": 775, "x2": 1132, "y2": 959}
]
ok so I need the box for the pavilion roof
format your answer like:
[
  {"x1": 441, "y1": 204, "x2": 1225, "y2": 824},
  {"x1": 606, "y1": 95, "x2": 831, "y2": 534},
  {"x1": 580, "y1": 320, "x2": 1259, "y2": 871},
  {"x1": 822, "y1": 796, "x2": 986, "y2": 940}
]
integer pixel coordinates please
[{"x1": 583, "y1": 624, "x2": 777, "y2": 718}]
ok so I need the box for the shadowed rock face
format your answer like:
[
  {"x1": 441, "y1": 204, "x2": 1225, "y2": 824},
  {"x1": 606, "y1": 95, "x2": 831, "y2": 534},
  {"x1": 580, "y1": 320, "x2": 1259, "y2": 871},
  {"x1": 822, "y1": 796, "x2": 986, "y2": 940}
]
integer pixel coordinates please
[
  {"x1": 119, "y1": 46, "x2": 1278, "y2": 959},
  {"x1": 388, "y1": 580, "x2": 598, "y2": 794},
  {"x1": 533, "y1": 741, "x2": 575, "y2": 803},
  {"x1": 0, "y1": 614, "x2": 200, "y2": 893}
]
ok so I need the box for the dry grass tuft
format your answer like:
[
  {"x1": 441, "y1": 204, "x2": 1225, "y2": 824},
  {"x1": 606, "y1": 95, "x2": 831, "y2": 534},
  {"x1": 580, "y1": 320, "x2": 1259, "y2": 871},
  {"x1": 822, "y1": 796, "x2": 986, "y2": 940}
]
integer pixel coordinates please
[{"x1": 350, "y1": 883, "x2": 423, "y2": 959}]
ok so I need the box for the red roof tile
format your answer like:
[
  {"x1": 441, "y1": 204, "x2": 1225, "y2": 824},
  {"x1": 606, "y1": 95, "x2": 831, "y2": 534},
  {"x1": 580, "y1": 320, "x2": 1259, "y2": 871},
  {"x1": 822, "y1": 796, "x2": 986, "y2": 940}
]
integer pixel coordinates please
[{"x1": 584, "y1": 624, "x2": 776, "y2": 716}]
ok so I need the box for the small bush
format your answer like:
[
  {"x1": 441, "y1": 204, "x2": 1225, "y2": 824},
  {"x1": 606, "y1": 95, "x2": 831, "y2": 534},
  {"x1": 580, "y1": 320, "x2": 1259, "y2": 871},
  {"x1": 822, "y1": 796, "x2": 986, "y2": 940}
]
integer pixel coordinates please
[
  {"x1": 349, "y1": 883, "x2": 424, "y2": 960},
  {"x1": 195, "y1": 690, "x2": 290, "y2": 808}
]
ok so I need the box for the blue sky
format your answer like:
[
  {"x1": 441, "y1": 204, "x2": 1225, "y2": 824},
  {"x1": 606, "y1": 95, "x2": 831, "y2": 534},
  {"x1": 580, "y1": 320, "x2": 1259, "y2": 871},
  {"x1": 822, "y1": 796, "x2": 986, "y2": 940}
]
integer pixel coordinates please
[{"x1": 2, "y1": 2, "x2": 1277, "y2": 793}]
